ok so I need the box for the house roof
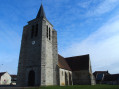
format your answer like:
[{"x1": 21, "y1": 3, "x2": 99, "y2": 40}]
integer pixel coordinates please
[
  {"x1": 10, "y1": 75, "x2": 17, "y2": 78},
  {"x1": 94, "y1": 71, "x2": 109, "y2": 74},
  {"x1": 0, "y1": 72, "x2": 6, "y2": 78},
  {"x1": 93, "y1": 71, "x2": 109, "y2": 78},
  {"x1": 58, "y1": 55, "x2": 71, "y2": 71},
  {"x1": 11, "y1": 75, "x2": 17, "y2": 81},
  {"x1": 104, "y1": 74, "x2": 119, "y2": 81},
  {"x1": 65, "y1": 54, "x2": 89, "y2": 71}
]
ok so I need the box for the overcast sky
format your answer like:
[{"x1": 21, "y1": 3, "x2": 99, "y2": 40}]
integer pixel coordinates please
[{"x1": 0, "y1": 0, "x2": 119, "y2": 74}]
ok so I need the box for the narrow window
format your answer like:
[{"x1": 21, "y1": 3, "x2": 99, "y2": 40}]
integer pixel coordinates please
[
  {"x1": 35, "y1": 24, "x2": 38, "y2": 37},
  {"x1": 62, "y1": 71, "x2": 63, "y2": 76},
  {"x1": 46, "y1": 26, "x2": 48, "y2": 38},
  {"x1": 31, "y1": 25, "x2": 34, "y2": 38},
  {"x1": 49, "y1": 28, "x2": 50, "y2": 40}
]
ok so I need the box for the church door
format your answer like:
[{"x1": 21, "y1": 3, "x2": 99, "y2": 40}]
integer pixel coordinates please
[{"x1": 28, "y1": 70, "x2": 35, "y2": 86}]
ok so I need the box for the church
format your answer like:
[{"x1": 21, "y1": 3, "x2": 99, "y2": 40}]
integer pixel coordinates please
[{"x1": 16, "y1": 4, "x2": 95, "y2": 87}]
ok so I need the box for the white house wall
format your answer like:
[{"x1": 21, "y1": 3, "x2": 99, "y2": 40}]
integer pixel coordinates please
[{"x1": 0, "y1": 72, "x2": 11, "y2": 85}]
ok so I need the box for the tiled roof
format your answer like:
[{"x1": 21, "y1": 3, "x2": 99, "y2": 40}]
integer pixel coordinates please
[
  {"x1": 58, "y1": 55, "x2": 71, "y2": 71},
  {"x1": 65, "y1": 54, "x2": 89, "y2": 71}
]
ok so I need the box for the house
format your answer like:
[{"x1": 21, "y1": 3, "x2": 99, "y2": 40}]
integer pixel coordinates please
[
  {"x1": 0, "y1": 72, "x2": 11, "y2": 85},
  {"x1": 103, "y1": 74, "x2": 119, "y2": 85},
  {"x1": 10, "y1": 75, "x2": 17, "y2": 85},
  {"x1": 93, "y1": 71, "x2": 109, "y2": 84}
]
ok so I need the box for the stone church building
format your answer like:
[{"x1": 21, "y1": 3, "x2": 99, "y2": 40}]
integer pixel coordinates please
[{"x1": 17, "y1": 4, "x2": 95, "y2": 87}]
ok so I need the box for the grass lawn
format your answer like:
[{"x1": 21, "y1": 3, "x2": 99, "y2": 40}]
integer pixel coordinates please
[{"x1": 28, "y1": 85, "x2": 119, "y2": 89}]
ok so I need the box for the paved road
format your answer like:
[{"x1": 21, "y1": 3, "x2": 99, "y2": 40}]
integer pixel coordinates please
[
  {"x1": 0, "y1": 87, "x2": 34, "y2": 89},
  {"x1": 0, "y1": 85, "x2": 36, "y2": 89},
  {"x1": 0, "y1": 88, "x2": 23, "y2": 89}
]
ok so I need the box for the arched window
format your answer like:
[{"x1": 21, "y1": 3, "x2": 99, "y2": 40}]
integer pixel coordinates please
[
  {"x1": 31, "y1": 25, "x2": 34, "y2": 38},
  {"x1": 49, "y1": 28, "x2": 51, "y2": 40},
  {"x1": 35, "y1": 24, "x2": 38, "y2": 37},
  {"x1": 65, "y1": 72, "x2": 68, "y2": 85},
  {"x1": 62, "y1": 71, "x2": 63, "y2": 76},
  {"x1": 46, "y1": 26, "x2": 48, "y2": 38},
  {"x1": 69, "y1": 72, "x2": 72, "y2": 85}
]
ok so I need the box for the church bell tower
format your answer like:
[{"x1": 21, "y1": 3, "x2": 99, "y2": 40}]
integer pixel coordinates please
[{"x1": 17, "y1": 4, "x2": 58, "y2": 86}]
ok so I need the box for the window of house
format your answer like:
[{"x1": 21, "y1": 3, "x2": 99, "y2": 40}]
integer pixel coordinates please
[{"x1": 35, "y1": 24, "x2": 38, "y2": 37}]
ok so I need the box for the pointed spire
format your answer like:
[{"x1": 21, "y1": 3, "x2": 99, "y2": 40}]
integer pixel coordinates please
[{"x1": 36, "y1": 4, "x2": 46, "y2": 19}]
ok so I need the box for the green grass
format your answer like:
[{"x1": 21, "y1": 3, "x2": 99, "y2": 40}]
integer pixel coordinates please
[{"x1": 28, "y1": 85, "x2": 119, "y2": 89}]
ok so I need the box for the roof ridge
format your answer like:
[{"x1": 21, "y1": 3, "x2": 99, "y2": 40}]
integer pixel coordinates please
[{"x1": 65, "y1": 54, "x2": 89, "y2": 59}]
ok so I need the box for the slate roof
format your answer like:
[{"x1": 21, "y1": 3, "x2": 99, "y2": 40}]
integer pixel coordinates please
[
  {"x1": 36, "y1": 4, "x2": 46, "y2": 19},
  {"x1": 65, "y1": 54, "x2": 89, "y2": 71},
  {"x1": 58, "y1": 55, "x2": 71, "y2": 71},
  {"x1": 93, "y1": 71, "x2": 109, "y2": 78}
]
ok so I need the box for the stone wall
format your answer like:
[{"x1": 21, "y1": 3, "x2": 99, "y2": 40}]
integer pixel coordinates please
[
  {"x1": 52, "y1": 29, "x2": 59, "y2": 85},
  {"x1": 42, "y1": 19, "x2": 53, "y2": 85},
  {"x1": 17, "y1": 18, "x2": 43, "y2": 87},
  {"x1": 72, "y1": 70, "x2": 91, "y2": 85},
  {"x1": 17, "y1": 17, "x2": 58, "y2": 86},
  {"x1": 72, "y1": 58, "x2": 96, "y2": 85},
  {"x1": 89, "y1": 58, "x2": 96, "y2": 85}
]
